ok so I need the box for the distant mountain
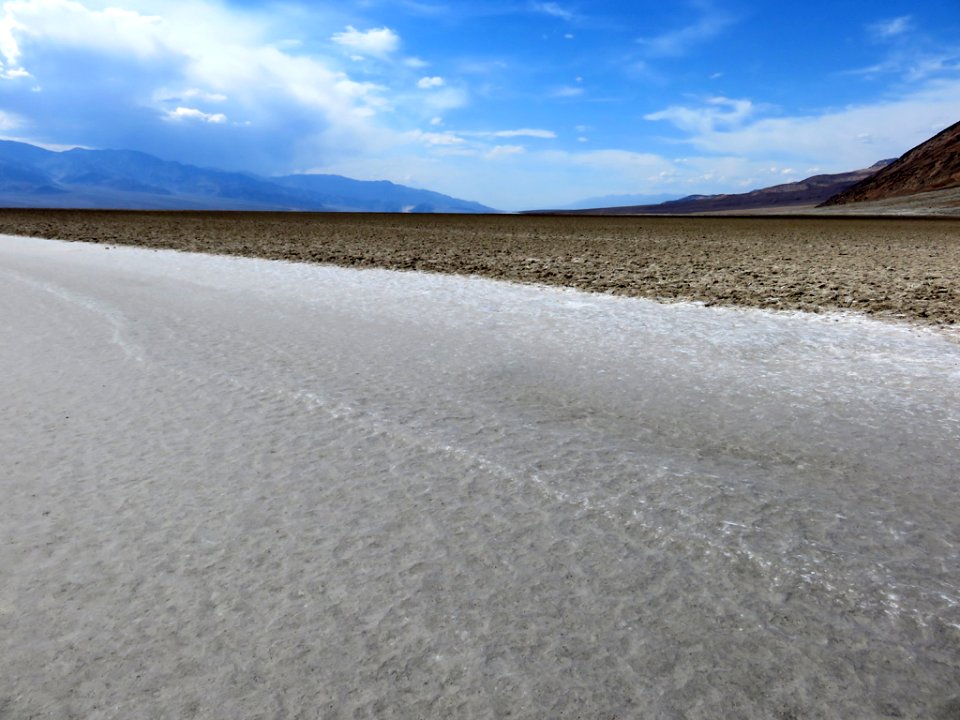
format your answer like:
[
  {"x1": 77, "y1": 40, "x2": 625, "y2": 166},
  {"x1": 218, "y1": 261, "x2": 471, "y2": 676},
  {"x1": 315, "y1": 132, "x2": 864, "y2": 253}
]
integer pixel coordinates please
[
  {"x1": 536, "y1": 162, "x2": 894, "y2": 215},
  {"x1": 0, "y1": 140, "x2": 496, "y2": 213},
  {"x1": 821, "y1": 120, "x2": 960, "y2": 207},
  {"x1": 272, "y1": 174, "x2": 492, "y2": 213},
  {"x1": 557, "y1": 192, "x2": 682, "y2": 210}
]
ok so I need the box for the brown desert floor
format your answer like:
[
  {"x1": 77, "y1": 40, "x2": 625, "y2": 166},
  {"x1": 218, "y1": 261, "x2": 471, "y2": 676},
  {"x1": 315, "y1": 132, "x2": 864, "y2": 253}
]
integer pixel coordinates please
[{"x1": 1, "y1": 208, "x2": 957, "y2": 327}]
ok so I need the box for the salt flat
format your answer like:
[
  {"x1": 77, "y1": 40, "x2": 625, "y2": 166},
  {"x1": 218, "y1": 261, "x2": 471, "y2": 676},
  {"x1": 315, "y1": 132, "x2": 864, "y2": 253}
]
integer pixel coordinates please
[{"x1": 1, "y1": 235, "x2": 959, "y2": 718}]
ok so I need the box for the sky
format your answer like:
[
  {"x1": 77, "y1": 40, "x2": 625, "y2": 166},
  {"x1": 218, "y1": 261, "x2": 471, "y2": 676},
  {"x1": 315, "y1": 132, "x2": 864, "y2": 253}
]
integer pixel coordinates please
[{"x1": 0, "y1": 1, "x2": 958, "y2": 210}]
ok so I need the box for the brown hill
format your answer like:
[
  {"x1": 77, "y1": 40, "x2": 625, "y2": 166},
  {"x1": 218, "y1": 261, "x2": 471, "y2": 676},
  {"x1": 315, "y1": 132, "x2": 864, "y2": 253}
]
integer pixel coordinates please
[
  {"x1": 548, "y1": 162, "x2": 892, "y2": 215},
  {"x1": 821, "y1": 120, "x2": 960, "y2": 207}
]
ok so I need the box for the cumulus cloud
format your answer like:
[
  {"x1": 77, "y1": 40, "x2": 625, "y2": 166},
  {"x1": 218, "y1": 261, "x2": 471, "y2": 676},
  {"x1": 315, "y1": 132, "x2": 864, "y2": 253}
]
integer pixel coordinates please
[
  {"x1": 166, "y1": 106, "x2": 226, "y2": 123},
  {"x1": 0, "y1": 1, "x2": 167, "y2": 62},
  {"x1": 417, "y1": 75, "x2": 445, "y2": 89},
  {"x1": 1, "y1": 66, "x2": 29, "y2": 79},
  {"x1": 0, "y1": 0, "x2": 392, "y2": 171},
  {"x1": 331, "y1": 25, "x2": 400, "y2": 57}
]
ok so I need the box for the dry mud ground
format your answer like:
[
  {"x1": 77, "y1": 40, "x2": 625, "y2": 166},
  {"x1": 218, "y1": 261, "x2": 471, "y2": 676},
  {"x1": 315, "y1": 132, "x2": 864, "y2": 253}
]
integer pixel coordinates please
[{"x1": 0, "y1": 209, "x2": 958, "y2": 327}]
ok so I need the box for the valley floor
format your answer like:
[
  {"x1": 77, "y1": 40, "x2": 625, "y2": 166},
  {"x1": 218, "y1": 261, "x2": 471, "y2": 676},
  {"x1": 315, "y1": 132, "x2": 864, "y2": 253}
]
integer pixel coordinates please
[{"x1": 0, "y1": 209, "x2": 958, "y2": 327}]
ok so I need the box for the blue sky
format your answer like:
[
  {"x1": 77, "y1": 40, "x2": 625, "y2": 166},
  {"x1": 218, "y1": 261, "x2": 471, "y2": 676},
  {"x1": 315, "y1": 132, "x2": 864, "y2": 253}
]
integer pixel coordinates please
[{"x1": 0, "y1": 0, "x2": 958, "y2": 210}]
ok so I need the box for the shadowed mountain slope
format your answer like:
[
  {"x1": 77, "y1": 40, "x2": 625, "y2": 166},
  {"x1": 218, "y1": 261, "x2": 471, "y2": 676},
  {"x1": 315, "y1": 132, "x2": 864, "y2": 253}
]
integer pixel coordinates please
[
  {"x1": 821, "y1": 120, "x2": 960, "y2": 207},
  {"x1": 822, "y1": 122, "x2": 960, "y2": 207}
]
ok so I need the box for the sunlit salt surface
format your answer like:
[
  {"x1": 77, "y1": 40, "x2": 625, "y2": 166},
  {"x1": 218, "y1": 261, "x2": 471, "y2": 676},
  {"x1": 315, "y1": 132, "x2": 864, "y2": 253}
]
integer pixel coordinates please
[{"x1": 1, "y1": 234, "x2": 958, "y2": 718}]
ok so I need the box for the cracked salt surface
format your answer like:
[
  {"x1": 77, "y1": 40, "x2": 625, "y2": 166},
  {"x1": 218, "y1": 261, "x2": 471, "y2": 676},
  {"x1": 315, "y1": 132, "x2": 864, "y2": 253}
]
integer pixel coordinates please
[{"x1": 1, "y1": 234, "x2": 959, "y2": 718}]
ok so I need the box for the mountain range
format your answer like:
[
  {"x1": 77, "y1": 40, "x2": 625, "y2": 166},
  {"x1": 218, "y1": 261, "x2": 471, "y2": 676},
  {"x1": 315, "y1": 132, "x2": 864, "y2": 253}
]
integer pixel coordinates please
[
  {"x1": 0, "y1": 141, "x2": 495, "y2": 213},
  {"x1": 2, "y1": 119, "x2": 958, "y2": 215},
  {"x1": 539, "y1": 161, "x2": 896, "y2": 215}
]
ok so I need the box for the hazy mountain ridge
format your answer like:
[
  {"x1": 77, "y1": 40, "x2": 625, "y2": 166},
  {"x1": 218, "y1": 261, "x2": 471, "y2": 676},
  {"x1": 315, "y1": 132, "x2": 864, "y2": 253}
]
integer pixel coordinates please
[
  {"x1": 557, "y1": 192, "x2": 683, "y2": 210},
  {"x1": 272, "y1": 174, "x2": 492, "y2": 213},
  {"x1": 821, "y1": 120, "x2": 960, "y2": 207},
  {"x1": 540, "y1": 162, "x2": 895, "y2": 215},
  {"x1": 0, "y1": 141, "x2": 496, "y2": 213}
]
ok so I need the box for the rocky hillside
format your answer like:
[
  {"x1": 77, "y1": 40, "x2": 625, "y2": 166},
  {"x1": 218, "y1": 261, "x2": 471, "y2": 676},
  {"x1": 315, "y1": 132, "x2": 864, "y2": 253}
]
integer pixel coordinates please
[{"x1": 821, "y1": 120, "x2": 960, "y2": 207}]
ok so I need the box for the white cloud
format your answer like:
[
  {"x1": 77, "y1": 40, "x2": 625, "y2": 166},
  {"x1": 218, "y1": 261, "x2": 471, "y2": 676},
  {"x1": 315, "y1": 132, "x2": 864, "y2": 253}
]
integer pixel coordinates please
[
  {"x1": 645, "y1": 96, "x2": 755, "y2": 134},
  {"x1": 0, "y1": 0, "x2": 387, "y2": 130},
  {"x1": 552, "y1": 85, "x2": 583, "y2": 97},
  {"x1": 183, "y1": 88, "x2": 227, "y2": 102},
  {"x1": 409, "y1": 130, "x2": 465, "y2": 146},
  {"x1": 404, "y1": 56, "x2": 429, "y2": 68},
  {"x1": 0, "y1": 109, "x2": 22, "y2": 130},
  {"x1": 155, "y1": 87, "x2": 227, "y2": 104},
  {"x1": 0, "y1": 0, "x2": 402, "y2": 172},
  {"x1": 166, "y1": 106, "x2": 226, "y2": 123},
  {"x1": 465, "y1": 128, "x2": 556, "y2": 139},
  {"x1": 532, "y1": 2, "x2": 575, "y2": 22},
  {"x1": 495, "y1": 128, "x2": 554, "y2": 138},
  {"x1": 0, "y1": 0, "x2": 168, "y2": 96},
  {"x1": 644, "y1": 79, "x2": 960, "y2": 171},
  {"x1": 637, "y1": 8, "x2": 734, "y2": 57},
  {"x1": 488, "y1": 144, "x2": 525, "y2": 157},
  {"x1": 843, "y1": 49, "x2": 960, "y2": 82},
  {"x1": 331, "y1": 25, "x2": 399, "y2": 57},
  {"x1": 869, "y1": 15, "x2": 912, "y2": 39},
  {"x1": 416, "y1": 85, "x2": 469, "y2": 112},
  {"x1": 0, "y1": 0, "x2": 167, "y2": 62},
  {"x1": 417, "y1": 75, "x2": 445, "y2": 89},
  {"x1": 1, "y1": 66, "x2": 29, "y2": 79}
]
